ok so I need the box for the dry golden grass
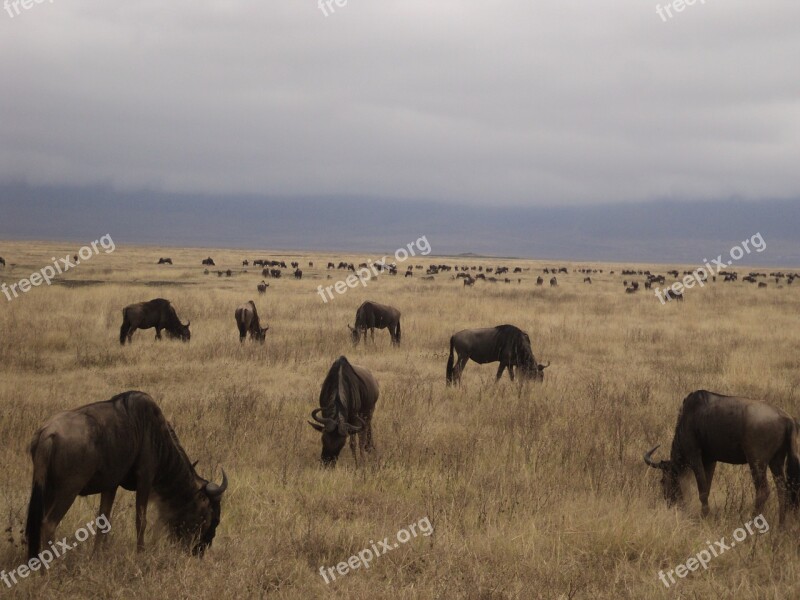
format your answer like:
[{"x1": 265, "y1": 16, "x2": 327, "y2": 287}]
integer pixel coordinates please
[{"x1": 1, "y1": 240, "x2": 800, "y2": 599}]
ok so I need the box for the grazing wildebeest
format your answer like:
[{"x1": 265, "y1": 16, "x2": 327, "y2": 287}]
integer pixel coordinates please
[
  {"x1": 294, "y1": 269, "x2": 303, "y2": 279},
  {"x1": 158, "y1": 258, "x2": 172, "y2": 265},
  {"x1": 119, "y1": 299, "x2": 190, "y2": 345},
  {"x1": 25, "y1": 391, "x2": 227, "y2": 558},
  {"x1": 536, "y1": 276, "x2": 543, "y2": 285},
  {"x1": 242, "y1": 260, "x2": 249, "y2": 266},
  {"x1": 446, "y1": 325, "x2": 549, "y2": 385},
  {"x1": 549, "y1": 277, "x2": 557, "y2": 287},
  {"x1": 349, "y1": 301, "x2": 401, "y2": 345},
  {"x1": 464, "y1": 276, "x2": 475, "y2": 286},
  {"x1": 307, "y1": 356, "x2": 378, "y2": 467},
  {"x1": 257, "y1": 281, "x2": 268, "y2": 294},
  {"x1": 584, "y1": 277, "x2": 591, "y2": 284},
  {"x1": 235, "y1": 300, "x2": 268, "y2": 343},
  {"x1": 644, "y1": 390, "x2": 800, "y2": 523},
  {"x1": 202, "y1": 257, "x2": 215, "y2": 266}
]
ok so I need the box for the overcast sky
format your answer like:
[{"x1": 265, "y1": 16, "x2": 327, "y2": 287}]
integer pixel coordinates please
[{"x1": 1, "y1": 1, "x2": 799, "y2": 207}]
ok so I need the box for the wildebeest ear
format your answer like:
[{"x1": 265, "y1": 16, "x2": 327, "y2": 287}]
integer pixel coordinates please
[{"x1": 307, "y1": 421, "x2": 325, "y2": 432}]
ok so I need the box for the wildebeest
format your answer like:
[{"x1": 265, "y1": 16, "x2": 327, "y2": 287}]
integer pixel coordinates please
[
  {"x1": 242, "y1": 260, "x2": 249, "y2": 266},
  {"x1": 307, "y1": 356, "x2": 379, "y2": 467},
  {"x1": 584, "y1": 277, "x2": 591, "y2": 284},
  {"x1": 446, "y1": 325, "x2": 549, "y2": 384},
  {"x1": 549, "y1": 277, "x2": 558, "y2": 287},
  {"x1": 235, "y1": 300, "x2": 268, "y2": 343},
  {"x1": 663, "y1": 288, "x2": 683, "y2": 301},
  {"x1": 157, "y1": 257, "x2": 172, "y2": 265},
  {"x1": 536, "y1": 276, "x2": 543, "y2": 285},
  {"x1": 25, "y1": 391, "x2": 227, "y2": 558},
  {"x1": 257, "y1": 281, "x2": 268, "y2": 294},
  {"x1": 202, "y1": 257, "x2": 215, "y2": 266},
  {"x1": 119, "y1": 299, "x2": 191, "y2": 345},
  {"x1": 349, "y1": 301, "x2": 401, "y2": 345},
  {"x1": 294, "y1": 269, "x2": 303, "y2": 279},
  {"x1": 644, "y1": 390, "x2": 800, "y2": 523},
  {"x1": 464, "y1": 276, "x2": 475, "y2": 286},
  {"x1": 0, "y1": 256, "x2": 5, "y2": 267}
]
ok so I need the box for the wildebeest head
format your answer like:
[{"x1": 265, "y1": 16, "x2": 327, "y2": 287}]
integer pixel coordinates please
[
  {"x1": 253, "y1": 324, "x2": 269, "y2": 344},
  {"x1": 643, "y1": 445, "x2": 683, "y2": 506},
  {"x1": 308, "y1": 407, "x2": 363, "y2": 466},
  {"x1": 188, "y1": 468, "x2": 227, "y2": 556},
  {"x1": 167, "y1": 320, "x2": 191, "y2": 342},
  {"x1": 515, "y1": 333, "x2": 550, "y2": 381},
  {"x1": 347, "y1": 324, "x2": 361, "y2": 345}
]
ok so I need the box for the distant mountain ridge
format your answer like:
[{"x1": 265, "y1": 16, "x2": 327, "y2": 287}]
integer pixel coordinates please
[{"x1": 1, "y1": 184, "x2": 798, "y2": 267}]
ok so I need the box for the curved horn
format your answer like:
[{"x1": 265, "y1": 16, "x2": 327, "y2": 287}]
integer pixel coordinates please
[
  {"x1": 205, "y1": 468, "x2": 228, "y2": 498},
  {"x1": 643, "y1": 445, "x2": 667, "y2": 469},
  {"x1": 540, "y1": 361, "x2": 551, "y2": 369},
  {"x1": 185, "y1": 320, "x2": 191, "y2": 328},
  {"x1": 311, "y1": 408, "x2": 337, "y2": 432}
]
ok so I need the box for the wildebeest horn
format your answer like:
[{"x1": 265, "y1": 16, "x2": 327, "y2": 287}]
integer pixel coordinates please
[
  {"x1": 205, "y1": 468, "x2": 227, "y2": 498},
  {"x1": 347, "y1": 324, "x2": 354, "y2": 331},
  {"x1": 185, "y1": 320, "x2": 191, "y2": 328},
  {"x1": 643, "y1": 445, "x2": 667, "y2": 469},
  {"x1": 310, "y1": 408, "x2": 337, "y2": 432}
]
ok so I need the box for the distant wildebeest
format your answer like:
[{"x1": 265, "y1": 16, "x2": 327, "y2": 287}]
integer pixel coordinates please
[
  {"x1": 225, "y1": 269, "x2": 232, "y2": 277},
  {"x1": 663, "y1": 288, "x2": 683, "y2": 301},
  {"x1": 158, "y1": 258, "x2": 172, "y2": 265},
  {"x1": 584, "y1": 277, "x2": 591, "y2": 284},
  {"x1": 0, "y1": 256, "x2": 5, "y2": 267},
  {"x1": 758, "y1": 282, "x2": 767, "y2": 288},
  {"x1": 270, "y1": 269, "x2": 281, "y2": 278},
  {"x1": 549, "y1": 277, "x2": 557, "y2": 287},
  {"x1": 294, "y1": 269, "x2": 303, "y2": 280},
  {"x1": 257, "y1": 281, "x2": 268, "y2": 294},
  {"x1": 119, "y1": 299, "x2": 190, "y2": 345},
  {"x1": 202, "y1": 257, "x2": 215, "y2": 266},
  {"x1": 349, "y1": 301, "x2": 401, "y2": 345},
  {"x1": 644, "y1": 390, "x2": 800, "y2": 523},
  {"x1": 625, "y1": 286, "x2": 638, "y2": 294},
  {"x1": 242, "y1": 260, "x2": 249, "y2": 266},
  {"x1": 307, "y1": 356, "x2": 378, "y2": 467},
  {"x1": 26, "y1": 391, "x2": 227, "y2": 558},
  {"x1": 405, "y1": 270, "x2": 413, "y2": 278},
  {"x1": 309, "y1": 261, "x2": 314, "y2": 267},
  {"x1": 446, "y1": 324, "x2": 549, "y2": 385},
  {"x1": 235, "y1": 301, "x2": 268, "y2": 343},
  {"x1": 327, "y1": 262, "x2": 335, "y2": 269},
  {"x1": 536, "y1": 276, "x2": 543, "y2": 285},
  {"x1": 291, "y1": 262, "x2": 299, "y2": 268},
  {"x1": 464, "y1": 276, "x2": 475, "y2": 286}
]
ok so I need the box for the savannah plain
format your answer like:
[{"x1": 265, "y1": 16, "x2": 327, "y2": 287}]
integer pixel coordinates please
[{"x1": 1, "y1": 240, "x2": 799, "y2": 600}]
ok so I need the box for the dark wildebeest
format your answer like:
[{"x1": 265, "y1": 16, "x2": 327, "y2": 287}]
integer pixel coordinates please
[
  {"x1": 347, "y1": 300, "x2": 400, "y2": 344},
  {"x1": 294, "y1": 269, "x2": 303, "y2": 279},
  {"x1": 119, "y1": 299, "x2": 190, "y2": 345},
  {"x1": 158, "y1": 258, "x2": 172, "y2": 265},
  {"x1": 446, "y1": 325, "x2": 549, "y2": 385},
  {"x1": 584, "y1": 277, "x2": 591, "y2": 284},
  {"x1": 464, "y1": 276, "x2": 475, "y2": 286},
  {"x1": 349, "y1": 301, "x2": 401, "y2": 345},
  {"x1": 235, "y1": 300, "x2": 268, "y2": 343},
  {"x1": 536, "y1": 276, "x2": 543, "y2": 285},
  {"x1": 242, "y1": 260, "x2": 249, "y2": 266},
  {"x1": 26, "y1": 391, "x2": 227, "y2": 558},
  {"x1": 644, "y1": 390, "x2": 800, "y2": 523},
  {"x1": 307, "y1": 356, "x2": 379, "y2": 467},
  {"x1": 257, "y1": 281, "x2": 268, "y2": 294},
  {"x1": 549, "y1": 277, "x2": 558, "y2": 287},
  {"x1": 202, "y1": 257, "x2": 215, "y2": 266},
  {"x1": 0, "y1": 256, "x2": 5, "y2": 267}
]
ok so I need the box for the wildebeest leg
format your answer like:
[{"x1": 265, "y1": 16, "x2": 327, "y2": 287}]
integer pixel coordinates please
[
  {"x1": 349, "y1": 434, "x2": 359, "y2": 468},
  {"x1": 370, "y1": 327, "x2": 375, "y2": 343},
  {"x1": 155, "y1": 327, "x2": 162, "y2": 340},
  {"x1": 508, "y1": 364, "x2": 515, "y2": 381},
  {"x1": 365, "y1": 417, "x2": 375, "y2": 452},
  {"x1": 93, "y1": 488, "x2": 117, "y2": 553},
  {"x1": 768, "y1": 456, "x2": 787, "y2": 524},
  {"x1": 749, "y1": 462, "x2": 770, "y2": 518},
  {"x1": 690, "y1": 462, "x2": 711, "y2": 517},
  {"x1": 135, "y1": 485, "x2": 151, "y2": 552},
  {"x1": 40, "y1": 486, "x2": 81, "y2": 557},
  {"x1": 496, "y1": 363, "x2": 506, "y2": 381},
  {"x1": 455, "y1": 355, "x2": 468, "y2": 383}
]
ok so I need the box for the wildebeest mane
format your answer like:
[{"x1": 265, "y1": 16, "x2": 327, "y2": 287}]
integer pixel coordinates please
[{"x1": 319, "y1": 356, "x2": 362, "y2": 420}]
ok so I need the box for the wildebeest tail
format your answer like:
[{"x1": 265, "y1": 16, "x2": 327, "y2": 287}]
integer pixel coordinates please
[
  {"x1": 395, "y1": 319, "x2": 401, "y2": 343},
  {"x1": 786, "y1": 419, "x2": 800, "y2": 509},
  {"x1": 119, "y1": 309, "x2": 130, "y2": 345},
  {"x1": 26, "y1": 434, "x2": 54, "y2": 560},
  {"x1": 446, "y1": 337, "x2": 455, "y2": 384}
]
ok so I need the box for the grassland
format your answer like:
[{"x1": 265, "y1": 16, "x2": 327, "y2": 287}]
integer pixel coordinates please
[{"x1": 1, "y1": 240, "x2": 799, "y2": 599}]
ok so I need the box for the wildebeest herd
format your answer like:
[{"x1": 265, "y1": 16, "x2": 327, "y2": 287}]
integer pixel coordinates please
[{"x1": 14, "y1": 253, "x2": 800, "y2": 571}]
